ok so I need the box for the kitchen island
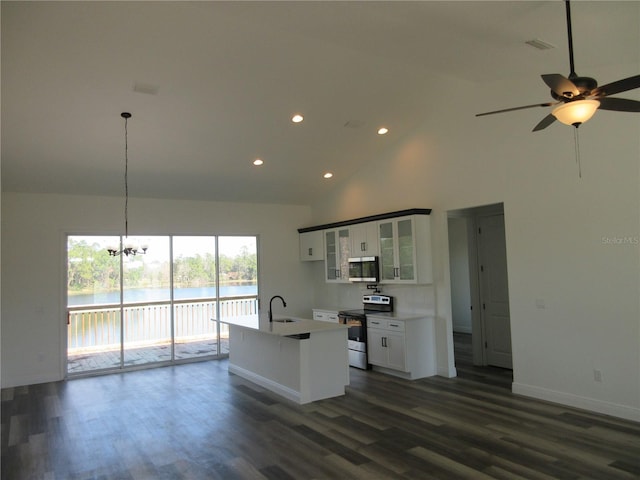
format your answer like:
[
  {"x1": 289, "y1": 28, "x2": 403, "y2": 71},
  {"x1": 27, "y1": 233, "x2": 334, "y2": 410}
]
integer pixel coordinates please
[{"x1": 221, "y1": 315, "x2": 349, "y2": 404}]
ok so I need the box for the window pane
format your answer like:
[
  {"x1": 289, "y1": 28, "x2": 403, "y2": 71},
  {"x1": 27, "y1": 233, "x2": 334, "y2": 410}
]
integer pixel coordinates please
[
  {"x1": 123, "y1": 236, "x2": 171, "y2": 366},
  {"x1": 67, "y1": 236, "x2": 121, "y2": 374},
  {"x1": 123, "y1": 236, "x2": 170, "y2": 304},
  {"x1": 67, "y1": 234, "x2": 257, "y2": 375},
  {"x1": 218, "y1": 236, "x2": 258, "y2": 354},
  {"x1": 173, "y1": 236, "x2": 218, "y2": 360}
]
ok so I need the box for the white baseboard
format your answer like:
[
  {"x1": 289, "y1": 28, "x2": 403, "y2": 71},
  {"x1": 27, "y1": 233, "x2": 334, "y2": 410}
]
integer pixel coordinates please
[
  {"x1": 512, "y1": 382, "x2": 640, "y2": 422},
  {"x1": 438, "y1": 365, "x2": 457, "y2": 378},
  {"x1": 228, "y1": 363, "x2": 303, "y2": 404},
  {"x1": 1, "y1": 371, "x2": 63, "y2": 389}
]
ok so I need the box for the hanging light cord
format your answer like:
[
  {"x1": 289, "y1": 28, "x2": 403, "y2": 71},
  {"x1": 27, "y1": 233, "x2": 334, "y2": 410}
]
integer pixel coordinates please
[
  {"x1": 122, "y1": 112, "x2": 130, "y2": 239},
  {"x1": 574, "y1": 126, "x2": 581, "y2": 178},
  {"x1": 107, "y1": 112, "x2": 146, "y2": 257}
]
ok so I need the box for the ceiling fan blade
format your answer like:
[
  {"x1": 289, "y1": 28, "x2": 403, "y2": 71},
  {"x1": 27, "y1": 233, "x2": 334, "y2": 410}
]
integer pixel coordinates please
[
  {"x1": 541, "y1": 74, "x2": 580, "y2": 98},
  {"x1": 592, "y1": 75, "x2": 640, "y2": 97},
  {"x1": 476, "y1": 102, "x2": 556, "y2": 117},
  {"x1": 532, "y1": 113, "x2": 557, "y2": 132},
  {"x1": 597, "y1": 97, "x2": 640, "y2": 112}
]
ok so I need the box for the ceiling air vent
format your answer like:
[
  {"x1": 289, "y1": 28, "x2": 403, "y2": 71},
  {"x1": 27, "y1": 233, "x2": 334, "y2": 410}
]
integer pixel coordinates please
[
  {"x1": 133, "y1": 82, "x2": 159, "y2": 95},
  {"x1": 525, "y1": 39, "x2": 555, "y2": 50},
  {"x1": 344, "y1": 120, "x2": 365, "y2": 129}
]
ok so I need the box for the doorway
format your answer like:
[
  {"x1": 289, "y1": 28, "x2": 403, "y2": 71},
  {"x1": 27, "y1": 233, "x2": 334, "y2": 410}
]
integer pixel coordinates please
[{"x1": 448, "y1": 203, "x2": 513, "y2": 384}]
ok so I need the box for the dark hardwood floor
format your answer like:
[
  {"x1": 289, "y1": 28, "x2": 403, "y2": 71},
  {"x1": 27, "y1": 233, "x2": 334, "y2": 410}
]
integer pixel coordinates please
[
  {"x1": 453, "y1": 332, "x2": 514, "y2": 390},
  {"x1": 3, "y1": 337, "x2": 640, "y2": 479}
]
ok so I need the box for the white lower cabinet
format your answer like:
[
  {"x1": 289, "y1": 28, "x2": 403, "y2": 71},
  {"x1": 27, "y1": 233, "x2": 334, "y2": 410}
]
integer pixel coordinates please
[
  {"x1": 367, "y1": 315, "x2": 436, "y2": 380},
  {"x1": 313, "y1": 309, "x2": 339, "y2": 323},
  {"x1": 367, "y1": 319, "x2": 406, "y2": 371}
]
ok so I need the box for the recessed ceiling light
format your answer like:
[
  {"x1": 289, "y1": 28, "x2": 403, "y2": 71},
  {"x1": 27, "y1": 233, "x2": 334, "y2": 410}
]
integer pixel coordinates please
[
  {"x1": 377, "y1": 127, "x2": 389, "y2": 135},
  {"x1": 323, "y1": 172, "x2": 333, "y2": 179},
  {"x1": 253, "y1": 158, "x2": 264, "y2": 166},
  {"x1": 292, "y1": 114, "x2": 304, "y2": 123}
]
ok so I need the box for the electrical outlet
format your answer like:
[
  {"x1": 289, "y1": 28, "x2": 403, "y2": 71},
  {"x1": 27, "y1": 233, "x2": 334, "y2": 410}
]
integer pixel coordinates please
[{"x1": 593, "y1": 369, "x2": 603, "y2": 382}]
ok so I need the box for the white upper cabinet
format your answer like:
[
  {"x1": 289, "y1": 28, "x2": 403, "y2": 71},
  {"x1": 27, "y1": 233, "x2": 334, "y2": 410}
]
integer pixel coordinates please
[
  {"x1": 378, "y1": 215, "x2": 432, "y2": 284},
  {"x1": 324, "y1": 228, "x2": 351, "y2": 282},
  {"x1": 299, "y1": 230, "x2": 323, "y2": 262},
  {"x1": 349, "y1": 222, "x2": 379, "y2": 257},
  {"x1": 299, "y1": 209, "x2": 432, "y2": 284}
]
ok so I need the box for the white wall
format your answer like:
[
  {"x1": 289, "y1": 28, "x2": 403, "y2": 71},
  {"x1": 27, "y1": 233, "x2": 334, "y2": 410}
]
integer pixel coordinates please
[
  {"x1": 1, "y1": 192, "x2": 313, "y2": 388},
  {"x1": 306, "y1": 70, "x2": 640, "y2": 421}
]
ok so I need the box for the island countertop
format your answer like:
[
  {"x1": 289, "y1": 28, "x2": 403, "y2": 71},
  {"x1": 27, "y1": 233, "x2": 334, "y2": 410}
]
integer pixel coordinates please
[{"x1": 220, "y1": 314, "x2": 347, "y2": 337}]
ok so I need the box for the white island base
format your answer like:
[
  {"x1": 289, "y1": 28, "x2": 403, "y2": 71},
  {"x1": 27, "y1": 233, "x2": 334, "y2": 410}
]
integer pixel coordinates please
[{"x1": 227, "y1": 320, "x2": 349, "y2": 404}]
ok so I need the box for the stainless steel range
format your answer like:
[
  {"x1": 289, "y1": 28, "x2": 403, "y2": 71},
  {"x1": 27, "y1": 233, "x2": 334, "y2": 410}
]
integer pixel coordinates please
[{"x1": 338, "y1": 295, "x2": 394, "y2": 369}]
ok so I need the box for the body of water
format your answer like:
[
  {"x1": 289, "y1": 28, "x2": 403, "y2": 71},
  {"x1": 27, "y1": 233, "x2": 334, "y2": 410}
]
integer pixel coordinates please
[{"x1": 68, "y1": 285, "x2": 258, "y2": 306}]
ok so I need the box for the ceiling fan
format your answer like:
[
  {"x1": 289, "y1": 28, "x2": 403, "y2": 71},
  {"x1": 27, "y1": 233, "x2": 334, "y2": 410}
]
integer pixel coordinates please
[{"x1": 476, "y1": 0, "x2": 640, "y2": 131}]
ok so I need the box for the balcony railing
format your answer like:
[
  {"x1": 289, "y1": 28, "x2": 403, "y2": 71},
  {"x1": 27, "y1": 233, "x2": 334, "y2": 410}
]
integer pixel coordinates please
[{"x1": 67, "y1": 295, "x2": 258, "y2": 354}]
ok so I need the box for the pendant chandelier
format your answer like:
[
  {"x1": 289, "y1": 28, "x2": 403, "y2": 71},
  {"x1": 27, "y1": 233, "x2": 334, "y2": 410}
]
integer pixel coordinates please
[{"x1": 107, "y1": 112, "x2": 148, "y2": 257}]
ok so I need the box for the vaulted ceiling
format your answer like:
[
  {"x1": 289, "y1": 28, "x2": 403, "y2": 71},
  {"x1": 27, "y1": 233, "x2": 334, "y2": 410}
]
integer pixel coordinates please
[{"x1": 2, "y1": 1, "x2": 638, "y2": 205}]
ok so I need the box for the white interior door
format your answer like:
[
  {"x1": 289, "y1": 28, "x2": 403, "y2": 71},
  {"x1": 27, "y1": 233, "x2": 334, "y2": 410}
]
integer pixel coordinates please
[{"x1": 478, "y1": 214, "x2": 512, "y2": 369}]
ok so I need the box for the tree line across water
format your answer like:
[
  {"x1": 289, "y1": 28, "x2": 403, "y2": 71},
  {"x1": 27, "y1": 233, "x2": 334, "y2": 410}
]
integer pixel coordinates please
[{"x1": 67, "y1": 238, "x2": 257, "y2": 293}]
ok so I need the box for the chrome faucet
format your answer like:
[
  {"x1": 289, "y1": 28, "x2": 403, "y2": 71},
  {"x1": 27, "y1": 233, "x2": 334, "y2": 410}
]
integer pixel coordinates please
[{"x1": 268, "y1": 295, "x2": 287, "y2": 322}]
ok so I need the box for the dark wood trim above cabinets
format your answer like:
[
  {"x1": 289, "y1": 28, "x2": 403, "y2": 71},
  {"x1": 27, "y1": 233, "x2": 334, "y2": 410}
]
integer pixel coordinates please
[{"x1": 297, "y1": 208, "x2": 432, "y2": 233}]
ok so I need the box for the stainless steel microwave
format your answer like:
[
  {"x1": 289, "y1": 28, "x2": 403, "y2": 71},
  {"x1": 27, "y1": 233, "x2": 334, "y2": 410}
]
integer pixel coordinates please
[{"x1": 348, "y1": 256, "x2": 379, "y2": 282}]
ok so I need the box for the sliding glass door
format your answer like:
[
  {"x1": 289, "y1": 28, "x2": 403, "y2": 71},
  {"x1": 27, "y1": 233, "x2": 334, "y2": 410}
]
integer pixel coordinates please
[
  {"x1": 217, "y1": 236, "x2": 259, "y2": 355},
  {"x1": 173, "y1": 236, "x2": 218, "y2": 360},
  {"x1": 66, "y1": 234, "x2": 258, "y2": 375},
  {"x1": 122, "y1": 236, "x2": 171, "y2": 367},
  {"x1": 67, "y1": 236, "x2": 122, "y2": 374}
]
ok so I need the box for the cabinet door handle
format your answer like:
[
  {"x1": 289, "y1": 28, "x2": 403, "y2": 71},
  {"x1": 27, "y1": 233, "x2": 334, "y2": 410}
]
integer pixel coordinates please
[
  {"x1": 389, "y1": 323, "x2": 399, "y2": 328},
  {"x1": 361, "y1": 241, "x2": 366, "y2": 251},
  {"x1": 382, "y1": 337, "x2": 387, "y2": 347},
  {"x1": 308, "y1": 247, "x2": 313, "y2": 256}
]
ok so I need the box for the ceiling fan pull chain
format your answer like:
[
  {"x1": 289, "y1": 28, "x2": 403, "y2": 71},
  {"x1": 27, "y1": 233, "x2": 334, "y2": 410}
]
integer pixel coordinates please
[{"x1": 574, "y1": 126, "x2": 582, "y2": 178}]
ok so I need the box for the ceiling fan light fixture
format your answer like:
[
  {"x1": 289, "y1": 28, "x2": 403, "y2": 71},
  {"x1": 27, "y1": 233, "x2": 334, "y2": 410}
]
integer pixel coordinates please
[{"x1": 551, "y1": 99, "x2": 600, "y2": 127}]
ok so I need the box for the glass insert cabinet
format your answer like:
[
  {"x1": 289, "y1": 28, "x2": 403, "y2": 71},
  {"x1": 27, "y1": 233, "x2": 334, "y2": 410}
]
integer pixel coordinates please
[
  {"x1": 299, "y1": 209, "x2": 433, "y2": 285},
  {"x1": 378, "y1": 217, "x2": 416, "y2": 282}
]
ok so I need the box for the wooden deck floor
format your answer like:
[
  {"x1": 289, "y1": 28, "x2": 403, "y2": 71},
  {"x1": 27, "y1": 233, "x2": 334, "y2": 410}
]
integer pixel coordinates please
[{"x1": 67, "y1": 338, "x2": 229, "y2": 375}]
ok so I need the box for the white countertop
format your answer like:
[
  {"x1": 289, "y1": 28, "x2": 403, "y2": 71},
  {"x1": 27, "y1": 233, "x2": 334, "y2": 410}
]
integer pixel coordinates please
[
  {"x1": 313, "y1": 306, "x2": 348, "y2": 313},
  {"x1": 364, "y1": 312, "x2": 433, "y2": 321},
  {"x1": 312, "y1": 306, "x2": 433, "y2": 322},
  {"x1": 220, "y1": 314, "x2": 347, "y2": 337}
]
